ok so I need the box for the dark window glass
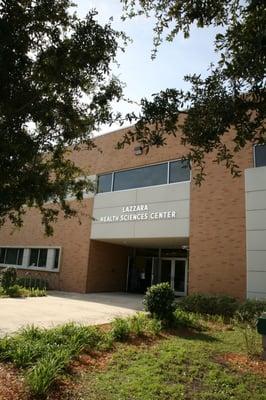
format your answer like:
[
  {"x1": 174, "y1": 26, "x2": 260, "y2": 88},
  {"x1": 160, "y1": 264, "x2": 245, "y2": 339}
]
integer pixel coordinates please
[
  {"x1": 38, "y1": 249, "x2": 48, "y2": 268},
  {"x1": 5, "y1": 248, "x2": 18, "y2": 265},
  {"x1": 113, "y1": 163, "x2": 168, "y2": 191},
  {"x1": 97, "y1": 173, "x2": 112, "y2": 193},
  {"x1": 169, "y1": 160, "x2": 190, "y2": 183},
  {"x1": 254, "y1": 144, "x2": 266, "y2": 167},
  {"x1": 53, "y1": 249, "x2": 60, "y2": 269},
  {"x1": 17, "y1": 249, "x2": 23, "y2": 265},
  {"x1": 0, "y1": 248, "x2": 6, "y2": 263},
  {"x1": 29, "y1": 249, "x2": 39, "y2": 266}
]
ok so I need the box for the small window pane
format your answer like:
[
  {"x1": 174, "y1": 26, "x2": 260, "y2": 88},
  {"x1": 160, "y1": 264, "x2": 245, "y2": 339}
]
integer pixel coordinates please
[
  {"x1": 53, "y1": 249, "x2": 60, "y2": 269},
  {"x1": 5, "y1": 248, "x2": 18, "y2": 265},
  {"x1": 17, "y1": 249, "x2": 23, "y2": 265},
  {"x1": 38, "y1": 249, "x2": 48, "y2": 268},
  {"x1": 97, "y1": 173, "x2": 112, "y2": 193},
  {"x1": 255, "y1": 144, "x2": 266, "y2": 167},
  {"x1": 113, "y1": 163, "x2": 168, "y2": 191},
  {"x1": 29, "y1": 249, "x2": 39, "y2": 266},
  {"x1": 169, "y1": 160, "x2": 190, "y2": 183},
  {"x1": 0, "y1": 248, "x2": 6, "y2": 264}
]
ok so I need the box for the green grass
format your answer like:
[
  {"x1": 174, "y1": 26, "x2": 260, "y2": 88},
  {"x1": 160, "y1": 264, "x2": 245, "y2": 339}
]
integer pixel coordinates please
[
  {"x1": 0, "y1": 314, "x2": 265, "y2": 399},
  {"x1": 77, "y1": 328, "x2": 266, "y2": 400}
]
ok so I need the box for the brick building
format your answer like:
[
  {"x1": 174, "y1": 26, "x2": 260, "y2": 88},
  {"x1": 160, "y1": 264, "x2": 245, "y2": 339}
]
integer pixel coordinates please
[{"x1": 0, "y1": 126, "x2": 266, "y2": 299}]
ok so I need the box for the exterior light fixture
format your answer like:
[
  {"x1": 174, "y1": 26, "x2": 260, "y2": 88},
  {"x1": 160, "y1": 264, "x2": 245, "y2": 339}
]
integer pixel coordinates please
[{"x1": 134, "y1": 146, "x2": 143, "y2": 156}]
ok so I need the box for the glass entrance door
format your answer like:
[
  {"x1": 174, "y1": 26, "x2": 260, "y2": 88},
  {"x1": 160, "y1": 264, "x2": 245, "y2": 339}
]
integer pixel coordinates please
[{"x1": 161, "y1": 258, "x2": 187, "y2": 296}]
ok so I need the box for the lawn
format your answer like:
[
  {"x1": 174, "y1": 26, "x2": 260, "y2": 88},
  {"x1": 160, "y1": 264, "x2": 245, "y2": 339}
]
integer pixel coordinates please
[
  {"x1": 0, "y1": 313, "x2": 265, "y2": 400},
  {"x1": 76, "y1": 327, "x2": 266, "y2": 400}
]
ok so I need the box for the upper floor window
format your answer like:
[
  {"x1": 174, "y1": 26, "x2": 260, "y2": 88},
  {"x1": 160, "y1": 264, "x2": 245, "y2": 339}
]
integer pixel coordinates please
[
  {"x1": 113, "y1": 163, "x2": 168, "y2": 191},
  {"x1": 169, "y1": 160, "x2": 190, "y2": 183},
  {"x1": 97, "y1": 173, "x2": 112, "y2": 194},
  {"x1": 254, "y1": 144, "x2": 266, "y2": 167},
  {"x1": 97, "y1": 159, "x2": 190, "y2": 193}
]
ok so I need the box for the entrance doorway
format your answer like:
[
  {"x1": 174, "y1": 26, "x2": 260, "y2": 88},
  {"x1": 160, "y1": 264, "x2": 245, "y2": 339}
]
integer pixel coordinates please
[
  {"x1": 160, "y1": 258, "x2": 187, "y2": 296},
  {"x1": 127, "y1": 249, "x2": 188, "y2": 296}
]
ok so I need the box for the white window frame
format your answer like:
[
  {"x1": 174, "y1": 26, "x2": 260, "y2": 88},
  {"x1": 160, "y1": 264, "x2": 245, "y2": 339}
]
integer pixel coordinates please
[{"x1": 0, "y1": 246, "x2": 61, "y2": 273}]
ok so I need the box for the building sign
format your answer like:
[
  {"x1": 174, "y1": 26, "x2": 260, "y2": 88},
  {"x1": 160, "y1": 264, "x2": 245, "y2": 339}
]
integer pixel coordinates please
[{"x1": 98, "y1": 203, "x2": 177, "y2": 223}]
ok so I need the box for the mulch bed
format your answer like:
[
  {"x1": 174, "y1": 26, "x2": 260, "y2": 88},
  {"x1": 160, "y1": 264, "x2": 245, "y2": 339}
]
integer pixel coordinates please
[
  {"x1": 0, "y1": 363, "x2": 27, "y2": 400},
  {"x1": 216, "y1": 353, "x2": 266, "y2": 377}
]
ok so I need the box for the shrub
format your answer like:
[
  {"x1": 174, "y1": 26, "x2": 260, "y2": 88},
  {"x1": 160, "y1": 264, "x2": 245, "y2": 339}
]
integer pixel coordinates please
[
  {"x1": 25, "y1": 348, "x2": 71, "y2": 396},
  {"x1": 236, "y1": 299, "x2": 266, "y2": 325},
  {"x1": 6, "y1": 284, "x2": 27, "y2": 298},
  {"x1": 28, "y1": 287, "x2": 47, "y2": 297},
  {"x1": 173, "y1": 309, "x2": 203, "y2": 331},
  {"x1": 143, "y1": 283, "x2": 175, "y2": 321},
  {"x1": 0, "y1": 267, "x2": 17, "y2": 290},
  {"x1": 111, "y1": 317, "x2": 130, "y2": 341},
  {"x1": 129, "y1": 313, "x2": 148, "y2": 337},
  {"x1": 147, "y1": 318, "x2": 162, "y2": 336},
  {"x1": 16, "y1": 276, "x2": 49, "y2": 290},
  {"x1": 177, "y1": 293, "x2": 239, "y2": 318}
]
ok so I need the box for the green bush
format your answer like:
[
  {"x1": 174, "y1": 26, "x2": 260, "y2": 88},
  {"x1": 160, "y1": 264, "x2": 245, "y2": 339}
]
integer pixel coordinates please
[
  {"x1": 28, "y1": 287, "x2": 47, "y2": 297},
  {"x1": 146, "y1": 318, "x2": 162, "y2": 336},
  {"x1": 16, "y1": 276, "x2": 48, "y2": 290},
  {"x1": 129, "y1": 313, "x2": 148, "y2": 337},
  {"x1": 25, "y1": 348, "x2": 71, "y2": 396},
  {"x1": 173, "y1": 309, "x2": 203, "y2": 331},
  {"x1": 6, "y1": 284, "x2": 27, "y2": 298},
  {"x1": 0, "y1": 266, "x2": 17, "y2": 290},
  {"x1": 143, "y1": 283, "x2": 175, "y2": 321},
  {"x1": 111, "y1": 317, "x2": 130, "y2": 341},
  {"x1": 236, "y1": 299, "x2": 266, "y2": 325},
  {"x1": 177, "y1": 293, "x2": 239, "y2": 318}
]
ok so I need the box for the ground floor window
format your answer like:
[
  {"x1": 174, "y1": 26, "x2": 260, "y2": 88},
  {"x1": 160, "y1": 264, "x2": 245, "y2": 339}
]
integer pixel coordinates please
[{"x1": 0, "y1": 247, "x2": 60, "y2": 271}]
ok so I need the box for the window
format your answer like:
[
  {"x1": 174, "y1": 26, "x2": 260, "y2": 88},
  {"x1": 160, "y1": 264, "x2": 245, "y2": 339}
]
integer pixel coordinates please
[
  {"x1": 169, "y1": 160, "x2": 190, "y2": 183},
  {"x1": 29, "y1": 248, "x2": 48, "y2": 268},
  {"x1": 53, "y1": 249, "x2": 60, "y2": 269},
  {"x1": 254, "y1": 144, "x2": 266, "y2": 167},
  {"x1": 97, "y1": 159, "x2": 191, "y2": 193},
  {"x1": 97, "y1": 173, "x2": 112, "y2": 193},
  {"x1": 0, "y1": 247, "x2": 60, "y2": 271},
  {"x1": 0, "y1": 248, "x2": 23, "y2": 265},
  {"x1": 113, "y1": 163, "x2": 168, "y2": 191}
]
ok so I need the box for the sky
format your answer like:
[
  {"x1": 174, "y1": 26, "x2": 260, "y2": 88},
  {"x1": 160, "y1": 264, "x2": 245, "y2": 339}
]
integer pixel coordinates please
[{"x1": 74, "y1": 0, "x2": 220, "y2": 133}]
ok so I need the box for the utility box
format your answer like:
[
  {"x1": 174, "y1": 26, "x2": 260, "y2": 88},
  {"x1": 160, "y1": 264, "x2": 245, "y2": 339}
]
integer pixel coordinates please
[
  {"x1": 257, "y1": 314, "x2": 266, "y2": 335},
  {"x1": 257, "y1": 312, "x2": 266, "y2": 360}
]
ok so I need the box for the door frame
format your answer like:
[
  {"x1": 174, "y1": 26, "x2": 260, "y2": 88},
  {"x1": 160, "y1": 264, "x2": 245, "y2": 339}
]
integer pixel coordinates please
[{"x1": 161, "y1": 257, "x2": 188, "y2": 296}]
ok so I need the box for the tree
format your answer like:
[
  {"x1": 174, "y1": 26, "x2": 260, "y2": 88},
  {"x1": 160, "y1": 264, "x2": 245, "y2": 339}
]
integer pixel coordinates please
[
  {"x1": 119, "y1": 0, "x2": 266, "y2": 183},
  {"x1": 0, "y1": 0, "x2": 126, "y2": 234}
]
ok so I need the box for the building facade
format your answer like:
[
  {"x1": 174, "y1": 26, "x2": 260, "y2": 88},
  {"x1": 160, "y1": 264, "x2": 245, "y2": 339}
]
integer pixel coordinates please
[{"x1": 0, "y1": 126, "x2": 266, "y2": 299}]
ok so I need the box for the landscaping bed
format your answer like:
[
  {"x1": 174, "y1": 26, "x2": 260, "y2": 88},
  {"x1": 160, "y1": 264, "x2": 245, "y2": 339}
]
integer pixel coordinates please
[{"x1": 0, "y1": 283, "x2": 265, "y2": 399}]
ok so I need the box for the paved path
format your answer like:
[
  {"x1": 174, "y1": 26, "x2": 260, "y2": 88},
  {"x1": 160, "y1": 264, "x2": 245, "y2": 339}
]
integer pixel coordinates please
[{"x1": 0, "y1": 292, "x2": 144, "y2": 336}]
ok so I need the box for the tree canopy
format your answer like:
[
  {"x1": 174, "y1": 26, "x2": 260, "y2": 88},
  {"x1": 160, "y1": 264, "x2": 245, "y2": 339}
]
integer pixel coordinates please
[
  {"x1": 0, "y1": 0, "x2": 126, "y2": 234},
  {"x1": 119, "y1": 0, "x2": 266, "y2": 183}
]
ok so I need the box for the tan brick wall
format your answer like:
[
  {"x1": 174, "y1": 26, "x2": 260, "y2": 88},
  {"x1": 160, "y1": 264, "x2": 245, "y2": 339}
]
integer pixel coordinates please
[
  {"x1": 0, "y1": 123, "x2": 255, "y2": 297},
  {"x1": 0, "y1": 199, "x2": 93, "y2": 293},
  {"x1": 189, "y1": 141, "x2": 253, "y2": 300},
  {"x1": 86, "y1": 240, "x2": 130, "y2": 292}
]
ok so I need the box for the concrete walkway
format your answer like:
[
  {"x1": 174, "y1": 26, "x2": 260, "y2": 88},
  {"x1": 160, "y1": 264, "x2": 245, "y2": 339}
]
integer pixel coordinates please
[{"x1": 0, "y1": 292, "x2": 144, "y2": 336}]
